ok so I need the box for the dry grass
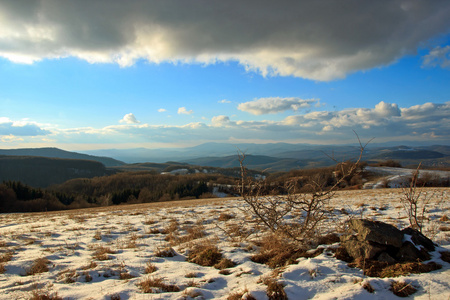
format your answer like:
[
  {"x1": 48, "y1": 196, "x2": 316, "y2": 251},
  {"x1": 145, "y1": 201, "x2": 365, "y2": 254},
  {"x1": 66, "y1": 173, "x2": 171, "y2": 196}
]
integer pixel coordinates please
[
  {"x1": 26, "y1": 258, "x2": 51, "y2": 275},
  {"x1": 81, "y1": 261, "x2": 97, "y2": 270},
  {"x1": 214, "y1": 258, "x2": 236, "y2": 270},
  {"x1": 349, "y1": 258, "x2": 442, "y2": 278},
  {"x1": 110, "y1": 294, "x2": 121, "y2": 300},
  {"x1": 0, "y1": 251, "x2": 13, "y2": 263},
  {"x1": 30, "y1": 290, "x2": 63, "y2": 300},
  {"x1": 264, "y1": 278, "x2": 288, "y2": 300},
  {"x1": 227, "y1": 288, "x2": 256, "y2": 300},
  {"x1": 58, "y1": 269, "x2": 78, "y2": 283},
  {"x1": 119, "y1": 271, "x2": 135, "y2": 280},
  {"x1": 91, "y1": 245, "x2": 115, "y2": 261},
  {"x1": 218, "y1": 213, "x2": 235, "y2": 221},
  {"x1": 184, "y1": 272, "x2": 198, "y2": 278},
  {"x1": 390, "y1": 281, "x2": 417, "y2": 297},
  {"x1": 93, "y1": 230, "x2": 102, "y2": 240},
  {"x1": 137, "y1": 276, "x2": 180, "y2": 293},
  {"x1": 155, "y1": 247, "x2": 176, "y2": 257},
  {"x1": 0, "y1": 263, "x2": 5, "y2": 274},
  {"x1": 362, "y1": 281, "x2": 374, "y2": 293},
  {"x1": 187, "y1": 244, "x2": 223, "y2": 267},
  {"x1": 145, "y1": 261, "x2": 157, "y2": 274},
  {"x1": 251, "y1": 233, "x2": 320, "y2": 269}
]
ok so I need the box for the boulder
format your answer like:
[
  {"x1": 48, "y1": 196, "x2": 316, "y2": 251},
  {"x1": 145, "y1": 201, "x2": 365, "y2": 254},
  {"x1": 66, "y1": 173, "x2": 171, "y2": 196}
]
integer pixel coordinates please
[
  {"x1": 339, "y1": 219, "x2": 434, "y2": 264},
  {"x1": 340, "y1": 235, "x2": 386, "y2": 260},
  {"x1": 401, "y1": 227, "x2": 436, "y2": 252},
  {"x1": 348, "y1": 219, "x2": 403, "y2": 248}
]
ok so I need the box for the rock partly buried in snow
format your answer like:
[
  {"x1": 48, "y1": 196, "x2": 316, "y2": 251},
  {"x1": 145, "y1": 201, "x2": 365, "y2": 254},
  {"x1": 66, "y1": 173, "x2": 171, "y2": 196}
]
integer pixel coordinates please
[{"x1": 340, "y1": 219, "x2": 436, "y2": 263}]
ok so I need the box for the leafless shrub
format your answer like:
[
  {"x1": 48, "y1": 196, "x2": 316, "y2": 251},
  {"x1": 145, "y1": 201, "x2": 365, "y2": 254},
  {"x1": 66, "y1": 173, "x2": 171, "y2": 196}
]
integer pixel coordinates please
[
  {"x1": 400, "y1": 164, "x2": 434, "y2": 232},
  {"x1": 238, "y1": 134, "x2": 368, "y2": 245},
  {"x1": 137, "y1": 276, "x2": 180, "y2": 293}
]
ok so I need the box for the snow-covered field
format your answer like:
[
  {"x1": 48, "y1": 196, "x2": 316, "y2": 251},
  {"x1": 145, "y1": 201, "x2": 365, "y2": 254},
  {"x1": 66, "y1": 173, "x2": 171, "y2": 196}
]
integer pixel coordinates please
[{"x1": 0, "y1": 188, "x2": 449, "y2": 300}]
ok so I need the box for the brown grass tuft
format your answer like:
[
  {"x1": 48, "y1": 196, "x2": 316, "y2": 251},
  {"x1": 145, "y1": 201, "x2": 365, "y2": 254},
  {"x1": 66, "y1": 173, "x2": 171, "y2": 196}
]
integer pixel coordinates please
[
  {"x1": 218, "y1": 213, "x2": 235, "y2": 221},
  {"x1": 214, "y1": 258, "x2": 236, "y2": 270},
  {"x1": 227, "y1": 288, "x2": 256, "y2": 300},
  {"x1": 264, "y1": 278, "x2": 288, "y2": 300},
  {"x1": 0, "y1": 251, "x2": 13, "y2": 263},
  {"x1": 251, "y1": 233, "x2": 320, "y2": 269},
  {"x1": 26, "y1": 258, "x2": 51, "y2": 275},
  {"x1": 349, "y1": 259, "x2": 441, "y2": 278},
  {"x1": 91, "y1": 245, "x2": 115, "y2": 261},
  {"x1": 30, "y1": 290, "x2": 63, "y2": 300},
  {"x1": 390, "y1": 281, "x2": 417, "y2": 297},
  {"x1": 188, "y1": 244, "x2": 222, "y2": 267},
  {"x1": 137, "y1": 276, "x2": 180, "y2": 293},
  {"x1": 145, "y1": 261, "x2": 157, "y2": 274},
  {"x1": 155, "y1": 247, "x2": 176, "y2": 257},
  {"x1": 362, "y1": 281, "x2": 374, "y2": 293}
]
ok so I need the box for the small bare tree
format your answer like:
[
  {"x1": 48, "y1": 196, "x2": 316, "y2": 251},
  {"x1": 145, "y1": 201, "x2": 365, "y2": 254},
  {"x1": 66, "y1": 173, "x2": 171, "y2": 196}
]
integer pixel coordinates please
[
  {"x1": 238, "y1": 134, "x2": 369, "y2": 245},
  {"x1": 401, "y1": 163, "x2": 433, "y2": 232}
]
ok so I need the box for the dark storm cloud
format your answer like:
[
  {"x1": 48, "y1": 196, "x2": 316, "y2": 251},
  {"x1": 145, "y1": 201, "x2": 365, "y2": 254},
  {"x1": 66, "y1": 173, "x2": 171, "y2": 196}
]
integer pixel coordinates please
[{"x1": 1, "y1": 0, "x2": 449, "y2": 79}]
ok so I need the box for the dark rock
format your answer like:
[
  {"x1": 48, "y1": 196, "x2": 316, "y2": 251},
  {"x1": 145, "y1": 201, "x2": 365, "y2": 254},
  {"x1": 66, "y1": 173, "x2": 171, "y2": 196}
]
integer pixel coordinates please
[
  {"x1": 340, "y1": 235, "x2": 386, "y2": 260},
  {"x1": 348, "y1": 219, "x2": 403, "y2": 248},
  {"x1": 401, "y1": 227, "x2": 436, "y2": 252},
  {"x1": 397, "y1": 242, "x2": 431, "y2": 262},
  {"x1": 377, "y1": 252, "x2": 397, "y2": 264},
  {"x1": 339, "y1": 219, "x2": 435, "y2": 264}
]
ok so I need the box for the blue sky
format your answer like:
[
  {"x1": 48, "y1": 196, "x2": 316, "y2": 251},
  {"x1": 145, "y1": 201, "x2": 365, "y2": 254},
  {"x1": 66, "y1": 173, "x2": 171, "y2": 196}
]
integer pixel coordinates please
[{"x1": 0, "y1": 1, "x2": 449, "y2": 150}]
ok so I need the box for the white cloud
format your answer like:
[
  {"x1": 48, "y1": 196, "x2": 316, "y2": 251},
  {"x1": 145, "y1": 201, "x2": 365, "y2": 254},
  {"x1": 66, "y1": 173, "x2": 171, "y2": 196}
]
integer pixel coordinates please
[
  {"x1": 422, "y1": 45, "x2": 450, "y2": 69},
  {"x1": 0, "y1": 117, "x2": 50, "y2": 136},
  {"x1": 119, "y1": 113, "x2": 140, "y2": 124},
  {"x1": 178, "y1": 107, "x2": 194, "y2": 115},
  {"x1": 2, "y1": 101, "x2": 449, "y2": 147},
  {"x1": 157, "y1": 108, "x2": 167, "y2": 112},
  {"x1": 1, "y1": 1, "x2": 449, "y2": 80},
  {"x1": 238, "y1": 97, "x2": 317, "y2": 115},
  {"x1": 218, "y1": 99, "x2": 231, "y2": 104}
]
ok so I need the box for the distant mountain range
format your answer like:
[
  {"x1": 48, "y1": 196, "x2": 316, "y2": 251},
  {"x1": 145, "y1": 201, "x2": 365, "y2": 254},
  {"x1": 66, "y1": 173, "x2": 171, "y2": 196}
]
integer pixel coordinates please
[
  {"x1": 1, "y1": 143, "x2": 449, "y2": 187},
  {"x1": 0, "y1": 147, "x2": 124, "y2": 167},
  {"x1": 82, "y1": 143, "x2": 450, "y2": 169}
]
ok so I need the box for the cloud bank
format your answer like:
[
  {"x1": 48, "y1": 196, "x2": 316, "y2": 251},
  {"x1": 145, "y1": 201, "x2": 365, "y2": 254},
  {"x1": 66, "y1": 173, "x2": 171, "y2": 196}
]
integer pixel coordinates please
[
  {"x1": 1, "y1": 0, "x2": 449, "y2": 80},
  {"x1": 2, "y1": 101, "x2": 448, "y2": 147}
]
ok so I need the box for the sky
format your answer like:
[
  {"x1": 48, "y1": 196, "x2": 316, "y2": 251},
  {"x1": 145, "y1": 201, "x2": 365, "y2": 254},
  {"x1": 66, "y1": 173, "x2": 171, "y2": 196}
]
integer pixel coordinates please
[{"x1": 0, "y1": 0, "x2": 450, "y2": 151}]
